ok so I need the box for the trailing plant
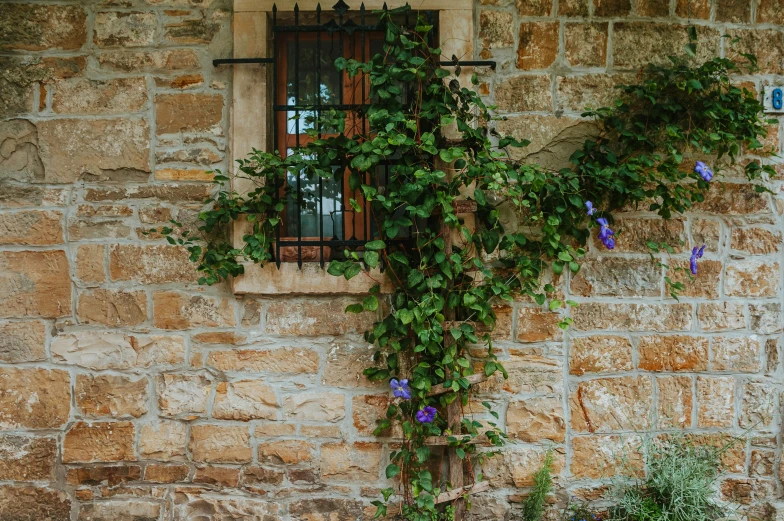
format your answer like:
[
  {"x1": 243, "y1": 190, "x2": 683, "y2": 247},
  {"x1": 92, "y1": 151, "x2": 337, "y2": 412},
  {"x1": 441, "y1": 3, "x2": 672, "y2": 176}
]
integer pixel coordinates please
[
  {"x1": 607, "y1": 436, "x2": 734, "y2": 521},
  {"x1": 155, "y1": 10, "x2": 775, "y2": 521},
  {"x1": 521, "y1": 450, "x2": 554, "y2": 521}
]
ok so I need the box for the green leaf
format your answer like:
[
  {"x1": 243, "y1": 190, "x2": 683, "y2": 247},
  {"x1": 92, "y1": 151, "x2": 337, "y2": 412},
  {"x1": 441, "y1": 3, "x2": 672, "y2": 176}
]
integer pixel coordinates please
[
  {"x1": 364, "y1": 250, "x2": 379, "y2": 268},
  {"x1": 385, "y1": 464, "x2": 400, "y2": 479},
  {"x1": 363, "y1": 295, "x2": 379, "y2": 311},
  {"x1": 397, "y1": 309, "x2": 414, "y2": 325},
  {"x1": 345, "y1": 303, "x2": 364, "y2": 313},
  {"x1": 365, "y1": 240, "x2": 386, "y2": 251},
  {"x1": 549, "y1": 299, "x2": 563, "y2": 311}
]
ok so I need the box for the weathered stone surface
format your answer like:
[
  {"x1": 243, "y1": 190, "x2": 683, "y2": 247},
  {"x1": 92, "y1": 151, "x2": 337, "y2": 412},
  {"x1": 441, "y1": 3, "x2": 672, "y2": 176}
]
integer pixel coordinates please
[
  {"x1": 164, "y1": 17, "x2": 220, "y2": 44},
  {"x1": 0, "y1": 120, "x2": 44, "y2": 183},
  {"x1": 189, "y1": 425, "x2": 252, "y2": 463},
  {"x1": 155, "y1": 168, "x2": 213, "y2": 181},
  {"x1": 758, "y1": 0, "x2": 784, "y2": 23},
  {"x1": 76, "y1": 244, "x2": 106, "y2": 283},
  {"x1": 63, "y1": 421, "x2": 135, "y2": 463},
  {"x1": 97, "y1": 49, "x2": 200, "y2": 72},
  {"x1": 35, "y1": 118, "x2": 150, "y2": 183},
  {"x1": 740, "y1": 381, "x2": 776, "y2": 428},
  {"x1": 571, "y1": 257, "x2": 660, "y2": 297},
  {"x1": 696, "y1": 183, "x2": 772, "y2": 214},
  {"x1": 153, "y1": 291, "x2": 235, "y2": 329},
  {"x1": 320, "y1": 442, "x2": 382, "y2": 482},
  {"x1": 517, "y1": 22, "x2": 559, "y2": 70},
  {"x1": 0, "y1": 320, "x2": 46, "y2": 363},
  {"x1": 155, "y1": 147, "x2": 222, "y2": 165},
  {"x1": 52, "y1": 332, "x2": 136, "y2": 370},
  {"x1": 517, "y1": 307, "x2": 562, "y2": 342},
  {"x1": 322, "y1": 343, "x2": 380, "y2": 387},
  {"x1": 557, "y1": 73, "x2": 630, "y2": 112},
  {"x1": 194, "y1": 466, "x2": 240, "y2": 487},
  {"x1": 68, "y1": 464, "x2": 138, "y2": 487},
  {"x1": 479, "y1": 11, "x2": 514, "y2": 50},
  {"x1": 669, "y1": 259, "x2": 722, "y2": 299},
  {"x1": 573, "y1": 303, "x2": 692, "y2": 332},
  {"x1": 156, "y1": 73, "x2": 205, "y2": 90},
  {"x1": 77, "y1": 289, "x2": 147, "y2": 327},
  {"x1": 636, "y1": 0, "x2": 670, "y2": 16},
  {"x1": 495, "y1": 75, "x2": 552, "y2": 112},
  {"x1": 571, "y1": 435, "x2": 642, "y2": 479},
  {"x1": 289, "y1": 498, "x2": 363, "y2": 521},
  {"x1": 657, "y1": 376, "x2": 693, "y2": 429},
  {"x1": 76, "y1": 374, "x2": 149, "y2": 418},
  {"x1": 483, "y1": 444, "x2": 564, "y2": 487},
  {"x1": 507, "y1": 397, "x2": 565, "y2": 442},
  {"x1": 284, "y1": 392, "x2": 345, "y2": 422},
  {"x1": 213, "y1": 380, "x2": 277, "y2": 421},
  {"x1": 749, "y1": 303, "x2": 782, "y2": 334},
  {"x1": 0, "y1": 435, "x2": 56, "y2": 480},
  {"x1": 0, "y1": 368, "x2": 70, "y2": 429},
  {"x1": 496, "y1": 114, "x2": 590, "y2": 167},
  {"x1": 731, "y1": 227, "x2": 782, "y2": 255},
  {"x1": 139, "y1": 420, "x2": 188, "y2": 461},
  {"x1": 725, "y1": 261, "x2": 780, "y2": 297},
  {"x1": 478, "y1": 354, "x2": 563, "y2": 395},
  {"x1": 559, "y1": 0, "x2": 588, "y2": 15},
  {"x1": 156, "y1": 373, "x2": 211, "y2": 417},
  {"x1": 697, "y1": 302, "x2": 746, "y2": 331},
  {"x1": 569, "y1": 335, "x2": 632, "y2": 375},
  {"x1": 676, "y1": 0, "x2": 710, "y2": 18},
  {"x1": 716, "y1": 0, "x2": 751, "y2": 21},
  {"x1": 750, "y1": 450, "x2": 775, "y2": 477},
  {"x1": 266, "y1": 298, "x2": 377, "y2": 336},
  {"x1": 712, "y1": 337, "x2": 762, "y2": 372},
  {"x1": 612, "y1": 217, "x2": 685, "y2": 253},
  {"x1": 564, "y1": 23, "x2": 608, "y2": 67},
  {"x1": 594, "y1": 0, "x2": 631, "y2": 16},
  {"x1": 0, "y1": 250, "x2": 70, "y2": 318},
  {"x1": 174, "y1": 493, "x2": 279, "y2": 521},
  {"x1": 352, "y1": 394, "x2": 398, "y2": 436},
  {"x1": 110, "y1": 245, "x2": 198, "y2": 284},
  {"x1": 0, "y1": 183, "x2": 70, "y2": 209},
  {"x1": 613, "y1": 23, "x2": 719, "y2": 69},
  {"x1": 156, "y1": 93, "x2": 223, "y2": 134},
  {"x1": 94, "y1": 12, "x2": 157, "y2": 48},
  {"x1": 697, "y1": 376, "x2": 735, "y2": 427},
  {"x1": 144, "y1": 463, "x2": 190, "y2": 483},
  {"x1": 68, "y1": 217, "x2": 133, "y2": 240},
  {"x1": 208, "y1": 347, "x2": 320, "y2": 374},
  {"x1": 52, "y1": 78, "x2": 147, "y2": 115},
  {"x1": 0, "y1": 4, "x2": 86, "y2": 51},
  {"x1": 570, "y1": 376, "x2": 653, "y2": 432},
  {"x1": 258, "y1": 440, "x2": 313, "y2": 465},
  {"x1": 78, "y1": 500, "x2": 161, "y2": 521},
  {"x1": 0, "y1": 486, "x2": 71, "y2": 521},
  {"x1": 638, "y1": 335, "x2": 709, "y2": 372},
  {"x1": 0, "y1": 211, "x2": 62, "y2": 245}
]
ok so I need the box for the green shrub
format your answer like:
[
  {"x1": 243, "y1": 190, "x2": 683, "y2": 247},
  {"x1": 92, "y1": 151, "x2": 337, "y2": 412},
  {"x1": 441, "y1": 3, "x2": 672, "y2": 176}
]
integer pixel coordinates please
[
  {"x1": 608, "y1": 437, "x2": 731, "y2": 521},
  {"x1": 521, "y1": 450, "x2": 554, "y2": 521}
]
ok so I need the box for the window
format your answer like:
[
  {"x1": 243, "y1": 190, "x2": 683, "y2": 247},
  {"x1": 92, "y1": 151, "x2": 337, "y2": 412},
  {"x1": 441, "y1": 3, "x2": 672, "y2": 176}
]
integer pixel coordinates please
[{"x1": 230, "y1": 0, "x2": 474, "y2": 294}]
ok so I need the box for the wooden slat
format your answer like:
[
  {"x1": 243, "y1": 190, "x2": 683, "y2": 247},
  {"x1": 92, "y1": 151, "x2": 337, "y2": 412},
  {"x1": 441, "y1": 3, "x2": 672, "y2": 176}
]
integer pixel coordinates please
[
  {"x1": 426, "y1": 373, "x2": 488, "y2": 397},
  {"x1": 434, "y1": 481, "x2": 490, "y2": 505},
  {"x1": 235, "y1": 0, "x2": 473, "y2": 12},
  {"x1": 424, "y1": 434, "x2": 489, "y2": 446}
]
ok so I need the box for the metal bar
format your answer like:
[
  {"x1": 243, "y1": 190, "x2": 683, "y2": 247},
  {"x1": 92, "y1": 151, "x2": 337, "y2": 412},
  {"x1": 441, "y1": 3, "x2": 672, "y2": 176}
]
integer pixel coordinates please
[
  {"x1": 273, "y1": 103, "x2": 365, "y2": 111},
  {"x1": 273, "y1": 24, "x2": 380, "y2": 32},
  {"x1": 294, "y1": 4, "x2": 303, "y2": 268},
  {"x1": 438, "y1": 60, "x2": 496, "y2": 69},
  {"x1": 317, "y1": 4, "x2": 325, "y2": 267},
  {"x1": 272, "y1": 4, "x2": 281, "y2": 269},
  {"x1": 212, "y1": 57, "x2": 275, "y2": 66}
]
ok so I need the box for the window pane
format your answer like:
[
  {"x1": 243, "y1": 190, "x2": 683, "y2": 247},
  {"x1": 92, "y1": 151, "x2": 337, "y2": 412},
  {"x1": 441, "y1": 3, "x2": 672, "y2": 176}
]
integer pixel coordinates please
[
  {"x1": 284, "y1": 150, "x2": 344, "y2": 240},
  {"x1": 286, "y1": 40, "x2": 342, "y2": 134}
]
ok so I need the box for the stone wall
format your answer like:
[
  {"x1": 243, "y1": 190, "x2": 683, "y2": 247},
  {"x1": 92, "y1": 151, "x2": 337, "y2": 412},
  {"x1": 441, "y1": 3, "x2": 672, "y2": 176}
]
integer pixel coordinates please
[{"x1": 0, "y1": 0, "x2": 782, "y2": 519}]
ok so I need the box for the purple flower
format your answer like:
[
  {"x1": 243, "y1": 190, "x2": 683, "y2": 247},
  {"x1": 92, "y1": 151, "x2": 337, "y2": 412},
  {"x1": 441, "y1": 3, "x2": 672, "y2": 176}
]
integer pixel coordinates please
[
  {"x1": 690, "y1": 244, "x2": 706, "y2": 275},
  {"x1": 390, "y1": 378, "x2": 411, "y2": 400},
  {"x1": 585, "y1": 201, "x2": 597, "y2": 216},
  {"x1": 596, "y1": 217, "x2": 615, "y2": 250},
  {"x1": 415, "y1": 406, "x2": 437, "y2": 424},
  {"x1": 695, "y1": 161, "x2": 713, "y2": 182}
]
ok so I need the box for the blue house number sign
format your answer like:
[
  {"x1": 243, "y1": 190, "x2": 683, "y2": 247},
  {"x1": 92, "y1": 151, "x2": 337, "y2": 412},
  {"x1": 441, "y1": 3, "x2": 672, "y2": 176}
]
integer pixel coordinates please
[{"x1": 764, "y1": 87, "x2": 784, "y2": 113}]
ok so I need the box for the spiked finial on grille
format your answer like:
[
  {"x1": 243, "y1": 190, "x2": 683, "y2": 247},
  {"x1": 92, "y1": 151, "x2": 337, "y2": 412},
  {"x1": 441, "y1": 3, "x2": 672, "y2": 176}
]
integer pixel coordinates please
[{"x1": 332, "y1": 0, "x2": 350, "y2": 14}]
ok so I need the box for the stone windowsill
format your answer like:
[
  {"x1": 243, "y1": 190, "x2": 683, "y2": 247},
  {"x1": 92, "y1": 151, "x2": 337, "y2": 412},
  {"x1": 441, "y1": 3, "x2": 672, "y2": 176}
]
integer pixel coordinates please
[{"x1": 231, "y1": 261, "x2": 394, "y2": 295}]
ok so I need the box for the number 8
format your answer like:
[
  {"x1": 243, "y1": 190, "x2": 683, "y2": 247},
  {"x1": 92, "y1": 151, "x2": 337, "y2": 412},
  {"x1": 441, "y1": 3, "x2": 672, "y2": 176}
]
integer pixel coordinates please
[{"x1": 773, "y1": 88, "x2": 783, "y2": 110}]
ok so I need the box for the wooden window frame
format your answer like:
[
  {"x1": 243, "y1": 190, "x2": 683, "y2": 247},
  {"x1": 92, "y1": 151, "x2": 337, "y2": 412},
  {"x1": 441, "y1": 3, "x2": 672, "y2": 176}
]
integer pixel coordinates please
[{"x1": 230, "y1": 0, "x2": 474, "y2": 295}]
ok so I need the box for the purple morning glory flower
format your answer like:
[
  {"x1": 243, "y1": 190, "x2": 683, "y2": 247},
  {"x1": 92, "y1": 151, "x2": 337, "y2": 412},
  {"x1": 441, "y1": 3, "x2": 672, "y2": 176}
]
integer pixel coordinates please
[
  {"x1": 690, "y1": 244, "x2": 706, "y2": 275},
  {"x1": 695, "y1": 161, "x2": 713, "y2": 182},
  {"x1": 585, "y1": 201, "x2": 597, "y2": 216},
  {"x1": 596, "y1": 217, "x2": 615, "y2": 250},
  {"x1": 415, "y1": 406, "x2": 437, "y2": 424},
  {"x1": 390, "y1": 378, "x2": 411, "y2": 400}
]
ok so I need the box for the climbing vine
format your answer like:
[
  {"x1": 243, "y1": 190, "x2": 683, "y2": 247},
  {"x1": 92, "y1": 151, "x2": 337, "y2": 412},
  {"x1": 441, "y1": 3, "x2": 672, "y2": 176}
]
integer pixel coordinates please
[{"x1": 157, "y1": 12, "x2": 775, "y2": 521}]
